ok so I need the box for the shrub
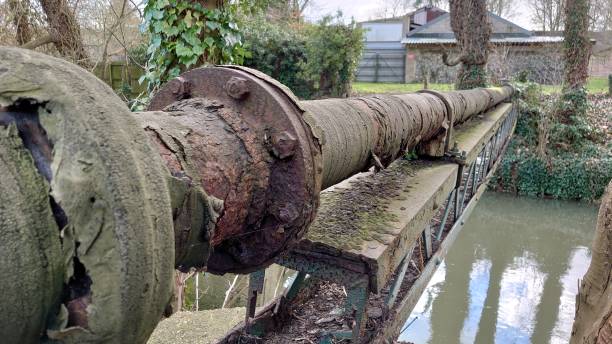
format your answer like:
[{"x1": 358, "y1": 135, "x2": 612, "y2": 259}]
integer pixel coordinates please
[
  {"x1": 496, "y1": 143, "x2": 612, "y2": 201},
  {"x1": 299, "y1": 14, "x2": 364, "y2": 98},
  {"x1": 241, "y1": 12, "x2": 364, "y2": 99},
  {"x1": 496, "y1": 81, "x2": 612, "y2": 201},
  {"x1": 241, "y1": 16, "x2": 311, "y2": 98}
]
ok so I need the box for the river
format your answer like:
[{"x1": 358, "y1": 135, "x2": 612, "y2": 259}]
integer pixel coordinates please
[{"x1": 398, "y1": 192, "x2": 599, "y2": 344}]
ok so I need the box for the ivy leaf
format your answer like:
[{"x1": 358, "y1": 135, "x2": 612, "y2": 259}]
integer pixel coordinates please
[
  {"x1": 155, "y1": 0, "x2": 170, "y2": 9},
  {"x1": 203, "y1": 36, "x2": 215, "y2": 47},
  {"x1": 151, "y1": 9, "x2": 164, "y2": 20},
  {"x1": 180, "y1": 54, "x2": 199, "y2": 67},
  {"x1": 166, "y1": 26, "x2": 180, "y2": 37},
  {"x1": 206, "y1": 21, "x2": 220, "y2": 31},
  {"x1": 192, "y1": 44, "x2": 204, "y2": 56},
  {"x1": 169, "y1": 66, "x2": 181, "y2": 78},
  {"x1": 175, "y1": 42, "x2": 193, "y2": 57},
  {"x1": 184, "y1": 10, "x2": 193, "y2": 27},
  {"x1": 181, "y1": 32, "x2": 201, "y2": 47}
]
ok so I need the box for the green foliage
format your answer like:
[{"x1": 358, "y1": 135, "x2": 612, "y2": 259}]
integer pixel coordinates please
[
  {"x1": 242, "y1": 12, "x2": 364, "y2": 99},
  {"x1": 299, "y1": 14, "x2": 365, "y2": 98},
  {"x1": 127, "y1": 43, "x2": 149, "y2": 67},
  {"x1": 142, "y1": 0, "x2": 247, "y2": 92},
  {"x1": 496, "y1": 141, "x2": 612, "y2": 201},
  {"x1": 455, "y1": 64, "x2": 488, "y2": 90},
  {"x1": 241, "y1": 16, "x2": 311, "y2": 98},
  {"x1": 496, "y1": 81, "x2": 611, "y2": 201}
]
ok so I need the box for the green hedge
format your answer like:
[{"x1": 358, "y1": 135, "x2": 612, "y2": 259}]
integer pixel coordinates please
[
  {"x1": 495, "y1": 82, "x2": 612, "y2": 201},
  {"x1": 241, "y1": 14, "x2": 364, "y2": 99},
  {"x1": 496, "y1": 141, "x2": 612, "y2": 200}
]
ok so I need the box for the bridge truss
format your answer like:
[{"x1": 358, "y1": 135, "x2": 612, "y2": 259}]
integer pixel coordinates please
[{"x1": 220, "y1": 102, "x2": 518, "y2": 344}]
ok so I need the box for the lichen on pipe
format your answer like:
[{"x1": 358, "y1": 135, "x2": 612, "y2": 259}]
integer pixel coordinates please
[
  {"x1": 300, "y1": 93, "x2": 447, "y2": 188},
  {"x1": 0, "y1": 47, "x2": 175, "y2": 344},
  {"x1": 300, "y1": 86, "x2": 512, "y2": 189}
]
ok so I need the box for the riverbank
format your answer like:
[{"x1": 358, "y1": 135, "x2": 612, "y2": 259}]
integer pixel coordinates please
[{"x1": 494, "y1": 90, "x2": 611, "y2": 201}]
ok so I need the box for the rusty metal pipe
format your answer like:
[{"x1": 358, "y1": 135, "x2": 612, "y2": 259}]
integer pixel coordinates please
[
  {"x1": 1, "y1": 48, "x2": 513, "y2": 343},
  {"x1": 146, "y1": 66, "x2": 512, "y2": 274},
  {"x1": 301, "y1": 86, "x2": 513, "y2": 188}
]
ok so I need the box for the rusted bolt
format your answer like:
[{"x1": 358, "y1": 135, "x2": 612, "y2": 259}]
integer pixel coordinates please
[
  {"x1": 224, "y1": 77, "x2": 250, "y2": 100},
  {"x1": 270, "y1": 131, "x2": 297, "y2": 159},
  {"x1": 171, "y1": 76, "x2": 191, "y2": 99}
]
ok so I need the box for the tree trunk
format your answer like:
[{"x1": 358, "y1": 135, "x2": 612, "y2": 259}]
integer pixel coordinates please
[
  {"x1": 446, "y1": 0, "x2": 492, "y2": 89},
  {"x1": 39, "y1": 0, "x2": 90, "y2": 66},
  {"x1": 563, "y1": 0, "x2": 592, "y2": 90},
  {"x1": 570, "y1": 181, "x2": 612, "y2": 343},
  {"x1": 8, "y1": 0, "x2": 33, "y2": 45}
]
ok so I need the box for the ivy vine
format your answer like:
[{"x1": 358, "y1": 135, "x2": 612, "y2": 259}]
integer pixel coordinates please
[{"x1": 141, "y1": 0, "x2": 248, "y2": 92}]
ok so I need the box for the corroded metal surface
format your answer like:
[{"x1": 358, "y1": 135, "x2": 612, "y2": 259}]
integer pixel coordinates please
[{"x1": 148, "y1": 66, "x2": 322, "y2": 274}]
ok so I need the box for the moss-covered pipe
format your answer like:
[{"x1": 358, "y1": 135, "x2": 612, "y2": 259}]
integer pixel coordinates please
[
  {"x1": 0, "y1": 48, "x2": 176, "y2": 344},
  {"x1": 300, "y1": 85, "x2": 513, "y2": 188}
]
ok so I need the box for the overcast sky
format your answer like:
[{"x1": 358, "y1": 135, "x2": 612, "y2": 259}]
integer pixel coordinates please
[{"x1": 303, "y1": 0, "x2": 537, "y2": 30}]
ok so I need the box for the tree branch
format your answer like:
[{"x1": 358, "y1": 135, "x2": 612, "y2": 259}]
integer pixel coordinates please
[
  {"x1": 20, "y1": 34, "x2": 55, "y2": 49},
  {"x1": 442, "y1": 52, "x2": 464, "y2": 66}
]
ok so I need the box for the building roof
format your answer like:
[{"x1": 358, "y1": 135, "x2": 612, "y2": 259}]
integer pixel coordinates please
[
  {"x1": 358, "y1": 6, "x2": 446, "y2": 25},
  {"x1": 402, "y1": 36, "x2": 565, "y2": 45},
  {"x1": 406, "y1": 12, "x2": 533, "y2": 38}
]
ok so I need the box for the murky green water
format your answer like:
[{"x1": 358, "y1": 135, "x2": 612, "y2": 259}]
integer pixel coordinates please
[{"x1": 399, "y1": 192, "x2": 598, "y2": 344}]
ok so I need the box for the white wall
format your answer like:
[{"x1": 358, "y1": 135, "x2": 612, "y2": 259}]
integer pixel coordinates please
[{"x1": 363, "y1": 22, "x2": 403, "y2": 42}]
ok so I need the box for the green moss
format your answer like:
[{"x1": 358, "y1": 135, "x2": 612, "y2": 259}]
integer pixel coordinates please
[{"x1": 306, "y1": 160, "x2": 418, "y2": 251}]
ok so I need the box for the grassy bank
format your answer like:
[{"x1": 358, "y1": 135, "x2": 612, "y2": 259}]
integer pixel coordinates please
[{"x1": 353, "y1": 76, "x2": 609, "y2": 95}]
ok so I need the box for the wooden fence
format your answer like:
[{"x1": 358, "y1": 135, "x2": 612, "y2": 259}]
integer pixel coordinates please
[{"x1": 94, "y1": 62, "x2": 146, "y2": 97}]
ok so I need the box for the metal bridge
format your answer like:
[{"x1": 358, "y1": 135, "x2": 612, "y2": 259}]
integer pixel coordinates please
[
  {"x1": 216, "y1": 100, "x2": 517, "y2": 344},
  {"x1": 0, "y1": 47, "x2": 516, "y2": 344}
]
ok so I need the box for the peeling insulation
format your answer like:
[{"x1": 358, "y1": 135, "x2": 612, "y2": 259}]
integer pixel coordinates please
[
  {"x1": 0, "y1": 48, "x2": 174, "y2": 344},
  {"x1": 300, "y1": 86, "x2": 512, "y2": 189}
]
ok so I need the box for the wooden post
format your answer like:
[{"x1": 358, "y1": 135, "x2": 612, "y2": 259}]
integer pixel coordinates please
[
  {"x1": 374, "y1": 53, "x2": 380, "y2": 83},
  {"x1": 422, "y1": 224, "x2": 433, "y2": 259}
]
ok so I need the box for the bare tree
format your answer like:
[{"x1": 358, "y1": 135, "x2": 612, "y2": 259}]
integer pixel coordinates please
[
  {"x1": 375, "y1": 0, "x2": 410, "y2": 18},
  {"x1": 15, "y1": 0, "x2": 91, "y2": 65},
  {"x1": 8, "y1": 0, "x2": 33, "y2": 44},
  {"x1": 443, "y1": 0, "x2": 492, "y2": 89},
  {"x1": 589, "y1": 0, "x2": 612, "y2": 31},
  {"x1": 267, "y1": 0, "x2": 311, "y2": 21},
  {"x1": 529, "y1": 0, "x2": 565, "y2": 31},
  {"x1": 487, "y1": 0, "x2": 516, "y2": 18}
]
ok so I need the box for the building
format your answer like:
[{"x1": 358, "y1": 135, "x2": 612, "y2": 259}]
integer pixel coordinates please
[
  {"x1": 357, "y1": 6, "x2": 445, "y2": 83},
  {"x1": 357, "y1": 7, "x2": 568, "y2": 84}
]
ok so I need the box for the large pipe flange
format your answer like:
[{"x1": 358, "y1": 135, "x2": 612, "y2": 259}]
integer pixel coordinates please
[{"x1": 147, "y1": 66, "x2": 322, "y2": 274}]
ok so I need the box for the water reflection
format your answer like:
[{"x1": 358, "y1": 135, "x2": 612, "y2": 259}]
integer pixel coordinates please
[
  {"x1": 495, "y1": 253, "x2": 546, "y2": 343},
  {"x1": 399, "y1": 192, "x2": 597, "y2": 344},
  {"x1": 460, "y1": 259, "x2": 491, "y2": 344}
]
